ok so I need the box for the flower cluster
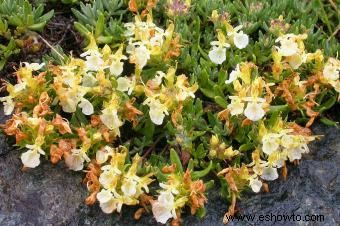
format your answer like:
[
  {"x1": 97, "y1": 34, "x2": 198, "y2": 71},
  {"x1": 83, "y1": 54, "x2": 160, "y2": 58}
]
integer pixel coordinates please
[
  {"x1": 226, "y1": 62, "x2": 272, "y2": 121},
  {"x1": 94, "y1": 146, "x2": 154, "y2": 213},
  {"x1": 124, "y1": 14, "x2": 177, "y2": 69},
  {"x1": 209, "y1": 10, "x2": 249, "y2": 65},
  {"x1": 152, "y1": 165, "x2": 207, "y2": 224}
]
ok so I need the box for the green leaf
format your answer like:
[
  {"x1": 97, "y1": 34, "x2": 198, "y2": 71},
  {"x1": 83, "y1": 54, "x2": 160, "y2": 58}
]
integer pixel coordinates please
[
  {"x1": 95, "y1": 12, "x2": 105, "y2": 37},
  {"x1": 214, "y1": 96, "x2": 228, "y2": 108},
  {"x1": 205, "y1": 180, "x2": 214, "y2": 190},
  {"x1": 196, "y1": 207, "x2": 206, "y2": 218},
  {"x1": 192, "y1": 143, "x2": 207, "y2": 159},
  {"x1": 191, "y1": 161, "x2": 212, "y2": 180},
  {"x1": 187, "y1": 159, "x2": 194, "y2": 171},
  {"x1": 170, "y1": 149, "x2": 183, "y2": 173},
  {"x1": 200, "y1": 87, "x2": 215, "y2": 99},
  {"x1": 27, "y1": 21, "x2": 47, "y2": 32},
  {"x1": 141, "y1": 118, "x2": 154, "y2": 141},
  {"x1": 320, "y1": 117, "x2": 338, "y2": 126},
  {"x1": 239, "y1": 143, "x2": 254, "y2": 152}
]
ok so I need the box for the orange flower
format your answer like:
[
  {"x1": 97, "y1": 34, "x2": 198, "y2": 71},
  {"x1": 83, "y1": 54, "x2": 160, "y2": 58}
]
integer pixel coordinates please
[
  {"x1": 59, "y1": 139, "x2": 77, "y2": 152},
  {"x1": 124, "y1": 98, "x2": 143, "y2": 127},
  {"x1": 290, "y1": 123, "x2": 312, "y2": 136},
  {"x1": 147, "y1": 0, "x2": 158, "y2": 8},
  {"x1": 76, "y1": 128, "x2": 92, "y2": 149},
  {"x1": 33, "y1": 92, "x2": 51, "y2": 117},
  {"x1": 241, "y1": 118, "x2": 253, "y2": 126},
  {"x1": 52, "y1": 114, "x2": 72, "y2": 134},
  {"x1": 165, "y1": 35, "x2": 182, "y2": 60},
  {"x1": 128, "y1": 0, "x2": 138, "y2": 12},
  {"x1": 15, "y1": 130, "x2": 27, "y2": 143},
  {"x1": 50, "y1": 139, "x2": 76, "y2": 164},
  {"x1": 183, "y1": 170, "x2": 207, "y2": 215},
  {"x1": 90, "y1": 115, "x2": 101, "y2": 127},
  {"x1": 162, "y1": 164, "x2": 177, "y2": 173},
  {"x1": 189, "y1": 180, "x2": 207, "y2": 215},
  {"x1": 50, "y1": 144, "x2": 64, "y2": 164},
  {"x1": 276, "y1": 78, "x2": 297, "y2": 110},
  {"x1": 1, "y1": 115, "x2": 22, "y2": 136},
  {"x1": 83, "y1": 162, "x2": 101, "y2": 205},
  {"x1": 171, "y1": 105, "x2": 183, "y2": 127},
  {"x1": 99, "y1": 127, "x2": 113, "y2": 143}
]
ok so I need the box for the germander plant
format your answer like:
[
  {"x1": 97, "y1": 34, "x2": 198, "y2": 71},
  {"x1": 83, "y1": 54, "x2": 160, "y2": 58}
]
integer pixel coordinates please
[{"x1": 0, "y1": 0, "x2": 339, "y2": 225}]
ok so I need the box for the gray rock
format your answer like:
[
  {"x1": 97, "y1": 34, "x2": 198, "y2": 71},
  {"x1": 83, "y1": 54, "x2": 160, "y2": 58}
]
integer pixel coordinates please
[{"x1": 0, "y1": 111, "x2": 339, "y2": 226}]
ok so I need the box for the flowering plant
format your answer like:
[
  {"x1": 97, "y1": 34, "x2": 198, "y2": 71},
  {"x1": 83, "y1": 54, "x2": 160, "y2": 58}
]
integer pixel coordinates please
[{"x1": 0, "y1": 0, "x2": 339, "y2": 225}]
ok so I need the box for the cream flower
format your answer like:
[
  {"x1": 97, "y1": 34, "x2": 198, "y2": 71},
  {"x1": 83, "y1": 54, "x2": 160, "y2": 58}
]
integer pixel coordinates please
[
  {"x1": 59, "y1": 91, "x2": 79, "y2": 113},
  {"x1": 13, "y1": 82, "x2": 27, "y2": 93},
  {"x1": 99, "y1": 168, "x2": 121, "y2": 190},
  {"x1": 287, "y1": 144, "x2": 309, "y2": 161},
  {"x1": 82, "y1": 73, "x2": 98, "y2": 87},
  {"x1": 225, "y1": 65, "x2": 241, "y2": 84},
  {"x1": 249, "y1": 177, "x2": 262, "y2": 193},
  {"x1": 233, "y1": 31, "x2": 249, "y2": 49},
  {"x1": 96, "y1": 146, "x2": 114, "y2": 164},
  {"x1": 82, "y1": 51, "x2": 105, "y2": 72},
  {"x1": 78, "y1": 98, "x2": 94, "y2": 115},
  {"x1": 275, "y1": 34, "x2": 299, "y2": 57},
  {"x1": 100, "y1": 108, "x2": 123, "y2": 134},
  {"x1": 323, "y1": 58, "x2": 339, "y2": 81},
  {"x1": 244, "y1": 101, "x2": 265, "y2": 121},
  {"x1": 209, "y1": 46, "x2": 227, "y2": 65},
  {"x1": 121, "y1": 178, "x2": 137, "y2": 197},
  {"x1": 110, "y1": 60, "x2": 124, "y2": 76},
  {"x1": 21, "y1": 144, "x2": 46, "y2": 168},
  {"x1": 64, "y1": 148, "x2": 90, "y2": 171},
  {"x1": 286, "y1": 53, "x2": 306, "y2": 69},
  {"x1": 152, "y1": 71, "x2": 166, "y2": 86},
  {"x1": 209, "y1": 30, "x2": 230, "y2": 65},
  {"x1": 143, "y1": 98, "x2": 169, "y2": 125},
  {"x1": 280, "y1": 134, "x2": 295, "y2": 149},
  {"x1": 127, "y1": 43, "x2": 151, "y2": 69},
  {"x1": 116, "y1": 77, "x2": 135, "y2": 95},
  {"x1": 260, "y1": 166, "x2": 278, "y2": 181},
  {"x1": 262, "y1": 134, "x2": 280, "y2": 155},
  {"x1": 23, "y1": 62, "x2": 45, "y2": 71},
  {"x1": 97, "y1": 189, "x2": 117, "y2": 214},
  {"x1": 227, "y1": 99, "x2": 244, "y2": 116},
  {"x1": 0, "y1": 96, "x2": 15, "y2": 115},
  {"x1": 152, "y1": 192, "x2": 177, "y2": 224}
]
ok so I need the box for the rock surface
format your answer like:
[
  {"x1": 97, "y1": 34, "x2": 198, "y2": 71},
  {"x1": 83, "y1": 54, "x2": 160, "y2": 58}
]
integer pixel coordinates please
[{"x1": 0, "y1": 107, "x2": 339, "y2": 226}]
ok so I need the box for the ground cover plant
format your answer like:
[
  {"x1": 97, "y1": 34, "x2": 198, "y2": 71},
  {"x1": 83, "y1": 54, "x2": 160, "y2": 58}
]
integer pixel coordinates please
[{"x1": 0, "y1": 0, "x2": 339, "y2": 225}]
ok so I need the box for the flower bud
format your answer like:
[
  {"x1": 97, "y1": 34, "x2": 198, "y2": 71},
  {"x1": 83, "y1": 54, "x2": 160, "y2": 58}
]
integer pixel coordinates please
[{"x1": 210, "y1": 135, "x2": 219, "y2": 146}]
